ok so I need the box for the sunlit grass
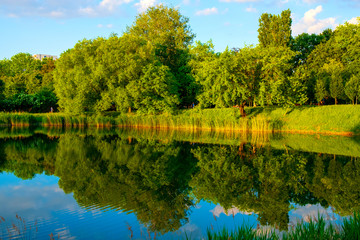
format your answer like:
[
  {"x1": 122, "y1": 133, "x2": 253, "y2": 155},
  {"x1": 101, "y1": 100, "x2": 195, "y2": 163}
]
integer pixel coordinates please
[
  {"x1": 1, "y1": 105, "x2": 360, "y2": 135},
  {"x1": 203, "y1": 212, "x2": 360, "y2": 240}
]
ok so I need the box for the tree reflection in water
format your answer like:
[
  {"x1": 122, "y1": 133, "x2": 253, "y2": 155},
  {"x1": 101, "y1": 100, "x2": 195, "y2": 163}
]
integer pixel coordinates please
[{"x1": 1, "y1": 130, "x2": 360, "y2": 233}]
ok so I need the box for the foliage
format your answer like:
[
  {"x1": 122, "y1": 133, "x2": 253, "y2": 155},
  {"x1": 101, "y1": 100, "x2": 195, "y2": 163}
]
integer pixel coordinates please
[
  {"x1": 290, "y1": 30, "x2": 333, "y2": 67},
  {"x1": 258, "y1": 9, "x2": 292, "y2": 48},
  {"x1": 54, "y1": 6, "x2": 194, "y2": 114},
  {"x1": 0, "y1": 7, "x2": 359, "y2": 115},
  {"x1": 0, "y1": 53, "x2": 57, "y2": 112},
  {"x1": 345, "y1": 74, "x2": 360, "y2": 104}
]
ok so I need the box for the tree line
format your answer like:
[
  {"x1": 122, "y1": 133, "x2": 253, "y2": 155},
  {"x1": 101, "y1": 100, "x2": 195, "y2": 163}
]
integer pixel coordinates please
[{"x1": 0, "y1": 6, "x2": 359, "y2": 114}]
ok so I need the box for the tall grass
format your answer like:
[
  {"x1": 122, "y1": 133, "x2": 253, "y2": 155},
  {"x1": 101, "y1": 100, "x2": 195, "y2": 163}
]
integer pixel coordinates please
[
  {"x1": 115, "y1": 108, "x2": 272, "y2": 133},
  {"x1": 1, "y1": 105, "x2": 360, "y2": 135},
  {"x1": 0, "y1": 215, "x2": 38, "y2": 240},
  {"x1": 203, "y1": 212, "x2": 360, "y2": 240}
]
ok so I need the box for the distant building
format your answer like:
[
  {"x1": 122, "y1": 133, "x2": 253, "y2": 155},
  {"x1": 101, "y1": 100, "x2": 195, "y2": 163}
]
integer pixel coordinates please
[{"x1": 33, "y1": 54, "x2": 58, "y2": 61}]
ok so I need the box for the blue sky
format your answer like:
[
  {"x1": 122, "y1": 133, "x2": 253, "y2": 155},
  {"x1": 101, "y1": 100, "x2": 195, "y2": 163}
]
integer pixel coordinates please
[{"x1": 0, "y1": 0, "x2": 359, "y2": 59}]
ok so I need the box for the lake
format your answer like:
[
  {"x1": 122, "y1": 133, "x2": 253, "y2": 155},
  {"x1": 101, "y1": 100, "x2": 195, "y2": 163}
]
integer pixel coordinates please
[{"x1": 0, "y1": 127, "x2": 359, "y2": 239}]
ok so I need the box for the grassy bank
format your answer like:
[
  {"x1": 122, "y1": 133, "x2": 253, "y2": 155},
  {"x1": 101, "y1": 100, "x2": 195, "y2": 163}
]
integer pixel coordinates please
[
  {"x1": 1, "y1": 105, "x2": 360, "y2": 135},
  {"x1": 203, "y1": 212, "x2": 360, "y2": 240}
]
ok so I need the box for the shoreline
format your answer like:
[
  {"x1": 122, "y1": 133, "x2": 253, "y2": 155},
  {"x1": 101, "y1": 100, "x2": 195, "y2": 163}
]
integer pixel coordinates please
[{"x1": 1, "y1": 105, "x2": 360, "y2": 137}]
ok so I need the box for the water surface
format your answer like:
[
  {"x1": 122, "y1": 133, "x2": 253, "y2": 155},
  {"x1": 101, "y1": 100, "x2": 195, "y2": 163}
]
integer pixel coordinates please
[{"x1": 0, "y1": 127, "x2": 358, "y2": 239}]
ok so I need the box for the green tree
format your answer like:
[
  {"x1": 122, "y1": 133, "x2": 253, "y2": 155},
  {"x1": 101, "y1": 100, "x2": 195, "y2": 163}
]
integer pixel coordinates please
[
  {"x1": 189, "y1": 41, "x2": 218, "y2": 108},
  {"x1": 290, "y1": 29, "x2": 333, "y2": 67},
  {"x1": 54, "y1": 6, "x2": 194, "y2": 114},
  {"x1": 345, "y1": 74, "x2": 360, "y2": 104},
  {"x1": 127, "y1": 62, "x2": 179, "y2": 114},
  {"x1": 127, "y1": 5, "x2": 196, "y2": 107},
  {"x1": 305, "y1": 20, "x2": 359, "y2": 104},
  {"x1": 8, "y1": 53, "x2": 41, "y2": 76},
  {"x1": 0, "y1": 59, "x2": 11, "y2": 77},
  {"x1": 257, "y1": 46, "x2": 299, "y2": 106},
  {"x1": 315, "y1": 74, "x2": 329, "y2": 105},
  {"x1": 323, "y1": 59, "x2": 345, "y2": 105},
  {"x1": 258, "y1": 9, "x2": 292, "y2": 48},
  {"x1": 40, "y1": 57, "x2": 56, "y2": 90},
  {"x1": 54, "y1": 37, "x2": 107, "y2": 113},
  {"x1": 235, "y1": 46, "x2": 262, "y2": 113}
]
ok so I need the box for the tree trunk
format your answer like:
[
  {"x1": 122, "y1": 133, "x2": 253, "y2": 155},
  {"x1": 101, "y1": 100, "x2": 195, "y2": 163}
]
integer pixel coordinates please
[
  {"x1": 239, "y1": 102, "x2": 246, "y2": 118},
  {"x1": 128, "y1": 107, "x2": 132, "y2": 113},
  {"x1": 335, "y1": 97, "x2": 338, "y2": 105}
]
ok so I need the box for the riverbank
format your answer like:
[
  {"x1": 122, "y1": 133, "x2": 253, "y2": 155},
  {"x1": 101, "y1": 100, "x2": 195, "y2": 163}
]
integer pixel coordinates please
[{"x1": 1, "y1": 105, "x2": 360, "y2": 135}]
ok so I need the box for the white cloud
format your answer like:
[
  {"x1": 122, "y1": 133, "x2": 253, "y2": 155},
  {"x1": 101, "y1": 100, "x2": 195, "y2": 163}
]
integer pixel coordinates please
[
  {"x1": 49, "y1": 11, "x2": 64, "y2": 18},
  {"x1": 348, "y1": 17, "x2": 360, "y2": 24},
  {"x1": 79, "y1": 7, "x2": 97, "y2": 16},
  {"x1": 246, "y1": 6, "x2": 257, "y2": 12},
  {"x1": 195, "y1": 7, "x2": 219, "y2": 16},
  {"x1": 134, "y1": 0, "x2": 157, "y2": 12},
  {"x1": 290, "y1": 204, "x2": 339, "y2": 224},
  {"x1": 99, "y1": 0, "x2": 133, "y2": 11},
  {"x1": 183, "y1": 0, "x2": 191, "y2": 4},
  {"x1": 7, "y1": 13, "x2": 18, "y2": 18},
  {"x1": 220, "y1": 0, "x2": 258, "y2": 2},
  {"x1": 210, "y1": 205, "x2": 254, "y2": 217},
  {"x1": 0, "y1": 0, "x2": 134, "y2": 18},
  {"x1": 302, "y1": 0, "x2": 324, "y2": 3},
  {"x1": 292, "y1": 5, "x2": 337, "y2": 35},
  {"x1": 97, "y1": 24, "x2": 114, "y2": 28}
]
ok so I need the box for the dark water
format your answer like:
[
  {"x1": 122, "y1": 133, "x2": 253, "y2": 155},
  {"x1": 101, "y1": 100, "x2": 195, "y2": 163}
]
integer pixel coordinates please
[{"x1": 0, "y1": 127, "x2": 359, "y2": 239}]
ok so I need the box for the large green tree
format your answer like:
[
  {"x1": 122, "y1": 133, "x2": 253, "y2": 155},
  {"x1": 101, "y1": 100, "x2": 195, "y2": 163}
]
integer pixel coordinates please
[
  {"x1": 258, "y1": 9, "x2": 292, "y2": 48},
  {"x1": 290, "y1": 30, "x2": 333, "y2": 67},
  {"x1": 305, "y1": 19, "x2": 359, "y2": 104},
  {"x1": 127, "y1": 5, "x2": 196, "y2": 107},
  {"x1": 257, "y1": 46, "x2": 305, "y2": 106},
  {"x1": 54, "y1": 6, "x2": 194, "y2": 114},
  {"x1": 54, "y1": 38, "x2": 106, "y2": 113}
]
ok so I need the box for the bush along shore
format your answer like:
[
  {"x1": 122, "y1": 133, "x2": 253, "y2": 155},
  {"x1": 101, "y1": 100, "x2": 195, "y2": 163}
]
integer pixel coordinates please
[{"x1": 1, "y1": 105, "x2": 360, "y2": 136}]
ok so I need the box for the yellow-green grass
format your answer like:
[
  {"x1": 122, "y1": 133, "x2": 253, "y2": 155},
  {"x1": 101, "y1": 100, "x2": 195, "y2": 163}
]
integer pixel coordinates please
[
  {"x1": 1, "y1": 105, "x2": 360, "y2": 135},
  {"x1": 254, "y1": 105, "x2": 360, "y2": 135}
]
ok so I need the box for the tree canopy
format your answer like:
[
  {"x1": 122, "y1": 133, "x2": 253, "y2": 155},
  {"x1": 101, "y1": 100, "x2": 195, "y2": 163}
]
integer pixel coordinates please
[{"x1": 1, "y1": 7, "x2": 360, "y2": 113}]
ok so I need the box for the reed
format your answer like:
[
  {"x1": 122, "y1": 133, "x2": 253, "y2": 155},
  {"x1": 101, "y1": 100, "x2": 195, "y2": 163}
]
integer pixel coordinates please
[
  {"x1": 0, "y1": 112, "x2": 39, "y2": 127},
  {"x1": 114, "y1": 109, "x2": 272, "y2": 133},
  {"x1": 203, "y1": 212, "x2": 360, "y2": 240},
  {"x1": 42, "y1": 114, "x2": 64, "y2": 126},
  {"x1": 94, "y1": 115, "x2": 116, "y2": 127},
  {"x1": 342, "y1": 212, "x2": 360, "y2": 240},
  {"x1": 1, "y1": 105, "x2": 360, "y2": 135},
  {"x1": 0, "y1": 215, "x2": 38, "y2": 240}
]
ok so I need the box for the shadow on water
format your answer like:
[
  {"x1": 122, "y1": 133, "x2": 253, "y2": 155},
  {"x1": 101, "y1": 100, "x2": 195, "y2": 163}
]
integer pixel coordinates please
[{"x1": 351, "y1": 123, "x2": 360, "y2": 135}]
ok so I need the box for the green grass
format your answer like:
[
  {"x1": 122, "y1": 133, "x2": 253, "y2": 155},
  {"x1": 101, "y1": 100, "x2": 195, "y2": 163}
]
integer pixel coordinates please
[
  {"x1": 1, "y1": 105, "x2": 360, "y2": 135},
  {"x1": 255, "y1": 105, "x2": 360, "y2": 135},
  {"x1": 203, "y1": 212, "x2": 360, "y2": 240}
]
